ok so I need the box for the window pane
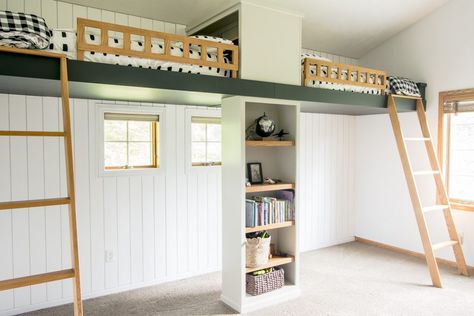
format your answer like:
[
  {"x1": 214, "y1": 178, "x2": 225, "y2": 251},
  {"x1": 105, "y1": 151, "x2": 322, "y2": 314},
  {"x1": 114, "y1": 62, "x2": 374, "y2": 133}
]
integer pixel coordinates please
[
  {"x1": 207, "y1": 123, "x2": 221, "y2": 142},
  {"x1": 448, "y1": 112, "x2": 474, "y2": 202},
  {"x1": 128, "y1": 121, "x2": 152, "y2": 141},
  {"x1": 104, "y1": 120, "x2": 127, "y2": 141},
  {"x1": 105, "y1": 142, "x2": 127, "y2": 167},
  {"x1": 207, "y1": 142, "x2": 221, "y2": 162},
  {"x1": 128, "y1": 142, "x2": 152, "y2": 166},
  {"x1": 450, "y1": 175, "x2": 474, "y2": 201},
  {"x1": 192, "y1": 123, "x2": 206, "y2": 141},
  {"x1": 192, "y1": 142, "x2": 206, "y2": 163}
]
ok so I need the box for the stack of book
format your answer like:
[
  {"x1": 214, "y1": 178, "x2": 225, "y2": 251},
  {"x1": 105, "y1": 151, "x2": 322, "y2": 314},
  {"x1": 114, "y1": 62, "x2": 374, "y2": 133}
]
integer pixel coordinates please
[{"x1": 246, "y1": 191, "x2": 294, "y2": 227}]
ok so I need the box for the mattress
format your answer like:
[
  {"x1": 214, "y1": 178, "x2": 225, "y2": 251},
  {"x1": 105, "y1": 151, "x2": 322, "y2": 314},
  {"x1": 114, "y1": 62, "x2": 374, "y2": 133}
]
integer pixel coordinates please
[{"x1": 47, "y1": 29, "x2": 232, "y2": 77}]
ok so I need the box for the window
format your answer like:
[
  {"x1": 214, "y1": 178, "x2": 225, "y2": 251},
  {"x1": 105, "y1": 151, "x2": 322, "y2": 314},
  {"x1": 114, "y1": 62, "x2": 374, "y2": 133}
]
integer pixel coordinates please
[
  {"x1": 103, "y1": 112, "x2": 159, "y2": 170},
  {"x1": 439, "y1": 89, "x2": 474, "y2": 211},
  {"x1": 191, "y1": 116, "x2": 221, "y2": 166}
]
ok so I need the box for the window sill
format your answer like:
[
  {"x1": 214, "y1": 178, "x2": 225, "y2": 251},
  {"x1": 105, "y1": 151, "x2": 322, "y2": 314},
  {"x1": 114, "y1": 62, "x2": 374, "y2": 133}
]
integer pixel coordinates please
[{"x1": 99, "y1": 167, "x2": 162, "y2": 177}]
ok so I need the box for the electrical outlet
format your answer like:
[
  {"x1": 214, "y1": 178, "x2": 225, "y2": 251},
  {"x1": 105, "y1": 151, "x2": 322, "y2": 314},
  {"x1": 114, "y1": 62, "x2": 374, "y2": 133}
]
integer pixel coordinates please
[
  {"x1": 105, "y1": 250, "x2": 115, "y2": 263},
  {"x1": 459, "y1": 232, "x2": 465, "y2": 245}
]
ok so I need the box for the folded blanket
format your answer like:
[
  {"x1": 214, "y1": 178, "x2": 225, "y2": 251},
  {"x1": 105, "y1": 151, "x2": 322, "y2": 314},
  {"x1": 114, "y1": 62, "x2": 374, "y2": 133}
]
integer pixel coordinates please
[
  {"x1": 387, "y1": 76, "x2": 421, "y2": 97},
  {"x1": 0, "y1": 10, "x2": 51, "y2": 49}
]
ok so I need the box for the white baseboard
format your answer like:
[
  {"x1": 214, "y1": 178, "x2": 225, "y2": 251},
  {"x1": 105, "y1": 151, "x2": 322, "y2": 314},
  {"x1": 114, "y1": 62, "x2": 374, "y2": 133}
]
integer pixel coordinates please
[{"x1": 1, "y1": 267, "x2": 220, "y2": 316}]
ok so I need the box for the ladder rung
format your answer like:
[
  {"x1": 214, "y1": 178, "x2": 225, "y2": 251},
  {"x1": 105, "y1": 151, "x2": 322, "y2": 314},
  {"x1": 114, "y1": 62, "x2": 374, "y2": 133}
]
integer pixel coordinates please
[
  {"x1": 0, "y1": 198, "x2": 70, "y2": 210},
  {"x1": 391, "y1": 94, "x2": 422, "y2": 100},
  {"x1": 0, "y1": 269, "x2": 75, "y2": 291},
  {"x1": 432, "y1": 240, "x2": 458, "y2": 251},
  {"x1": 423, "y1": 205, "x2": 449, "y2": 212},
  {"x1": 0, "y1": 131, "x2": 66, "y2": 137},
  {"x1": 413, "y1": 170, "x2": 440, "y2": 176},
  {"x1": 404, "y1": 137, "x2": 430, "y2": 141}
]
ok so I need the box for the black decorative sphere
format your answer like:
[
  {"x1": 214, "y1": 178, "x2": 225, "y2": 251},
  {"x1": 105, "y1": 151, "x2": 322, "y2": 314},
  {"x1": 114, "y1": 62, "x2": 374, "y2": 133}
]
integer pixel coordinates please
[{"x1": 255, "y1": 113, "x2": 275, "y2": 137}]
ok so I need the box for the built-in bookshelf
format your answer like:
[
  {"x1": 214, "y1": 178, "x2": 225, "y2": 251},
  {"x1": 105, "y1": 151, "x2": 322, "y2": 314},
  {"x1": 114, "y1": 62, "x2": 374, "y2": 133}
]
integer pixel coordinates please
[{"x1": 222, "y1": 96, "x2": 300, "y2": 313}]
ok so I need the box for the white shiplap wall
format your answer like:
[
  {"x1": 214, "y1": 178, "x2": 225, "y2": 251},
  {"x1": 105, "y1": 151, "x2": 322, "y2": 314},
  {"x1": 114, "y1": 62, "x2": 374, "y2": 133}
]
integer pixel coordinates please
[
  {"x1": 0, "y1": 0, "x2": 186, "y2": 34},
  {"x1": 301, "y1": 48, "x2": 359, "y2": 66},
  {"x1": 299, "y1": 113, "x2": 356, "y2": 252},
  {"x1": 0, "y1": 95, "x2": 222, "y2": 315}
]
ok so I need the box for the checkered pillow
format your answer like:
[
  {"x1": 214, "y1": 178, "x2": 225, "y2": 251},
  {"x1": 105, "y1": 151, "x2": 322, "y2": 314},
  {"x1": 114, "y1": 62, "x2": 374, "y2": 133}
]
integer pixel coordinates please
[
  {"x1": 387, "y1": 76, "x2": 421, "y2": 97},
  {"x1": 0, "y1": 10, "x2": 51, "y2": 49}
]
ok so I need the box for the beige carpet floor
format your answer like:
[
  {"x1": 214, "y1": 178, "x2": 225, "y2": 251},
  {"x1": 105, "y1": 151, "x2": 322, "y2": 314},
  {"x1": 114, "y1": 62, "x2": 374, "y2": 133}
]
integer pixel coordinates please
[{"x1": 23, "y1": 241, "x2": 474, "y2": 315}]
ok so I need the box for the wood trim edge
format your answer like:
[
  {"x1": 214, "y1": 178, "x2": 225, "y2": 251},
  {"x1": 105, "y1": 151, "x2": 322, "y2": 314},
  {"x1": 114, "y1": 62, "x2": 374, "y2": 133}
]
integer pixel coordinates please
[{"x1": 355, "y1": 236, "x2": 474, "y2": 272}]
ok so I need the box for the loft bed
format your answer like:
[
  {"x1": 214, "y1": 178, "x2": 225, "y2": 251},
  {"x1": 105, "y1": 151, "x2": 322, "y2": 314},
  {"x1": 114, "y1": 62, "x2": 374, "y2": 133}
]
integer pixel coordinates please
[
  {"x1": 48, "y1": 18, "x2": 239, "y2": 78},
  {"x1": 0, "y1": 11, "x2": 423, "y2": 115},
  {"x1": 301, "y1": 53, "x2": 427, "y2": 106}
]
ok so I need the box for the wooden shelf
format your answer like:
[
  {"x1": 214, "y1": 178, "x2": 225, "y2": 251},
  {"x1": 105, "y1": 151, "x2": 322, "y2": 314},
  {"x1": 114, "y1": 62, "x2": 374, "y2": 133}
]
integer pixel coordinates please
[
  {"x1": 245, "y1": 255, "x2": 295, "y2": 273},
  {"x1": 245, "y1": 221, "x2": 294, "y2": 233},
  {"x1": 246, "y1": 183, "x2": 294, "y2": 193},
  {"x1": 246, "y1": 140, "x2": 295, "y2": 147}
]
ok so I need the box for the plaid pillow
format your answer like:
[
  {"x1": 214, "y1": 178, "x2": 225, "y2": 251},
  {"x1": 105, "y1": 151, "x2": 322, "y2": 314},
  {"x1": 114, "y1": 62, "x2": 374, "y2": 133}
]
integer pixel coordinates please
[
  {"x1": 387, "y1": 76, "x2": 421, "y2": 97},
  {"x1": 0, "y1": 10, "x2": 51, "y2": 49}
]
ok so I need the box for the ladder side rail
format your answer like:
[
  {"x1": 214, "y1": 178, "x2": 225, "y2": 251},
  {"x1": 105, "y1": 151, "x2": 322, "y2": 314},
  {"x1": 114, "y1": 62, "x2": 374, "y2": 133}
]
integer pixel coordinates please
[
  {"x1": 60, "y1": 56, "x2": 84, "y2": 315},
  {"x1": 388, "y1": 96, "x2": 443, "y2": 287},
  {"x1": 415, "y1": 100, "x2": 469, "y2": 276}
]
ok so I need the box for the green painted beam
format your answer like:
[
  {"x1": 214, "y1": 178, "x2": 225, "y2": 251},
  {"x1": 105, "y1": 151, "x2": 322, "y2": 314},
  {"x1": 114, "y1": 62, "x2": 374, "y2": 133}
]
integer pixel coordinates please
[{"x1": 0, "y1": 51, "x2": 420, "y2": 115}]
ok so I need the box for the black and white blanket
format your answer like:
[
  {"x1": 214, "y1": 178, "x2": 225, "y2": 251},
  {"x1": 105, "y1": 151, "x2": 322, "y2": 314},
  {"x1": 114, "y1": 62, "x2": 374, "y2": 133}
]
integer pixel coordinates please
[
  {"x1": 0, "y1": 10, "x2": 51, "y2": 49},
  {"x1": 386, "y1": 76, "x2": 421, "y2": 97}
]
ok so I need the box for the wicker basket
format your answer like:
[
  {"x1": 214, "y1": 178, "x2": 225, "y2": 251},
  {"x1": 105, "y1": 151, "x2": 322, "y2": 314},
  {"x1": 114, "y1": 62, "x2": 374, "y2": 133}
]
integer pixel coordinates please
[
  {"x1": 246, "y1": 236, "x2": 271, "y2": 268},
  {"x1": 246, "y1": 267, "x2": 285, "y2": 296}
]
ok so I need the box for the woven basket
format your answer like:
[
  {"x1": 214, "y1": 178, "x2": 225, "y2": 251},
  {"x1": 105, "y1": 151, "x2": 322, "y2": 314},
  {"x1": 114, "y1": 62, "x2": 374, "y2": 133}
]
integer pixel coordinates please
[
  {"x1": 246, "y1": 268, "x2": 285, "y2": 296},
  {"x1": 246, "y1": 236, "x2": 271, "y2": 268}
]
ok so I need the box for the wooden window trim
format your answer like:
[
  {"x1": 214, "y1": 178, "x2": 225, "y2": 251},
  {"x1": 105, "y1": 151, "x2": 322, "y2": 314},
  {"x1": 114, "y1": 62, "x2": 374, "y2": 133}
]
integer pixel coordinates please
[
  {"x1": 104, "y1": 119, "x2": 159, "y2": 170},
  {"x1": 438, "y1": 88, "x2": 474, "y2": 212}
]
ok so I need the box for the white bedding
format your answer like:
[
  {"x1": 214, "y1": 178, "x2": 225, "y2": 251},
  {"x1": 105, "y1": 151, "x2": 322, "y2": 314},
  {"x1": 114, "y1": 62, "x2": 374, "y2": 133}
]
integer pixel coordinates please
[{"x1": 47, "y1": 29, "x2": 232, "y2": 77}]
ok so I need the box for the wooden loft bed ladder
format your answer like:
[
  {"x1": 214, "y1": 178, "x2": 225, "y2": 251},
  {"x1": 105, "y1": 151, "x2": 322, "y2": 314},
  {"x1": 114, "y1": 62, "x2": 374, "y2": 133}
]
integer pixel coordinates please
[
  {"x1": 387, "y1": 94, "x2": 469, "y2": 288},
  {"x1": 0, "y1": 47, "x2": 83, "y2": 315}
]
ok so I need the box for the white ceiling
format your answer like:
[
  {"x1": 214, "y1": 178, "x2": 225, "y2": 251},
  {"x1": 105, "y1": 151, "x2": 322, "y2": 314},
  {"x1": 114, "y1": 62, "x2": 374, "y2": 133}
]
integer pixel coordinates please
[{"x1": 62, "y1": 0, "x2": 450, "y2": 58}]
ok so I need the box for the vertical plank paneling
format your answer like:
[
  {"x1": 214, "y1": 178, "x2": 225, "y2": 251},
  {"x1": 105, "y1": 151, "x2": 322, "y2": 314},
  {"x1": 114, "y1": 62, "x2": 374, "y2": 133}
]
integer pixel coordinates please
[
  {"x1": 299, "y1": 113, "x2": 356, "y2": 251},
  {"x1": 88, "y1": 100, "x2": 105, "y2": 292},
  {"x1": 142, "y1": 176, "x2": 155, "y2": 281},
  {"x1": 9, "y1": 95, "x2": 31, "y2": 307},
  {"x1": 165, "y1": 105, "x2": 177, "y2": 276},
  {"x1": 197, "y1": 174, "x2": 208, "y2": 270},
  {"x1": 72, "y1": 4, "x2": 87, "y2": 29},
  {"x1": 42, "y1": 97, "x2": 63, "y2": 300},
  {"x1": 70, "y1": 100, "x2": 90, "y2": 296},
  {"x1": 26, "y1": 96, "x2": 47, "y2": 304},
  {"x1": 7, "y1": 0, "x2": 24, "y2": 12},
  {"x1": 154, "y1": 175, "x2": 166, "y2": 279},
  {"x1": 129, "y1": 176, "x2": 143, "y2": 283},
  {"x1": 103, "y1": 177, "x2": 118, "y2": 288},
  {"x1": 117, "y1": 177, "x2": 131, "y2": 285},
  {"x1": 187, "y1": 173, "x2": 198, "y2": 273},
  {"x1": 41, "y1": 0, "x2": 57, "y2": 28},
  {"x1": 24, "y1": 0, "x2": 41, "y2": 15},
  {"x1": 57, "y1": 1, "x2": 72, "y2": 28},
  {"x1": 176, "y1": 107, "x2": 188, "y2": 274},
  {"x1": 0, "y1": 94, "x2": 14, "y2": 311}
]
